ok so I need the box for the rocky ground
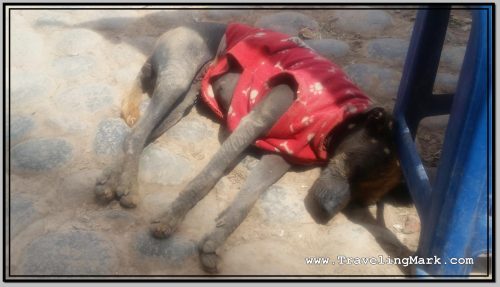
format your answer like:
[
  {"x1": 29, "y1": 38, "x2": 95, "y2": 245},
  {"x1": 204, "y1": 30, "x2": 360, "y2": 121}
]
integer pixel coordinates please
[{"x1": 7, "y1": 7, "x2": 472, "y2": 278}]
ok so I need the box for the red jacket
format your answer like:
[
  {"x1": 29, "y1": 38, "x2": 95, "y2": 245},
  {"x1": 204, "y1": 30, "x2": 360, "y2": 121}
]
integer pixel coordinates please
[{"x1": 200, "y1": 23, "x2": 370, "y2": 165}]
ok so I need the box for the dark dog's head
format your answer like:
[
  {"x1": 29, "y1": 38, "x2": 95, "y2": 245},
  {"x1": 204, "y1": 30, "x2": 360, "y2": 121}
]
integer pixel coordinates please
[{"x1": 306, "y1": 107, "x2": 402, "y2": 222}]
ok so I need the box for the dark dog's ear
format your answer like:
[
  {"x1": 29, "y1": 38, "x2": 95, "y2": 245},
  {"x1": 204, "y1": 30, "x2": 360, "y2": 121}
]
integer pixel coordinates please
[
  {"x1": 365, "y1": 107, "x2": 394, "y2": 139},
  {"x1": 305, "y1": 168, "x2": 351, "y2": 224}
]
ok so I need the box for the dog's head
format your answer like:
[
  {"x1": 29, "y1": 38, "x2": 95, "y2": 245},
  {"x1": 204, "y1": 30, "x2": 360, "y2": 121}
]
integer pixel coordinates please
[{"x1": 306, "y1": 107, "x2": 403, "y2": 222}]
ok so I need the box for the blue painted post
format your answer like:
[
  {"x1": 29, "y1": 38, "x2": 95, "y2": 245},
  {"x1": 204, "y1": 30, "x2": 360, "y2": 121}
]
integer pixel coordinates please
[{"x1": 393, "y1": 6, "x2": 492, "y2": 276}]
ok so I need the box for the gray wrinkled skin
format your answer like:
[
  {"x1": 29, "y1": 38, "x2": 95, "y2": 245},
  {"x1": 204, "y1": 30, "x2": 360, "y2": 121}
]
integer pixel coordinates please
[{"x1": 95, "y1": 23, "x2": 400, "y2": 274}]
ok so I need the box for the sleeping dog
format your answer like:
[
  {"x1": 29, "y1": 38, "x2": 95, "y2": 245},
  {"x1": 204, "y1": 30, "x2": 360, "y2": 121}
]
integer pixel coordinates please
[{"x1": 94, "y1": 22, "x2": 402, "y2": 273}]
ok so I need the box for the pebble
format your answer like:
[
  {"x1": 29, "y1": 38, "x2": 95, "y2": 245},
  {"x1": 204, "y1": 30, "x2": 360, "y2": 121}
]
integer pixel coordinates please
[
  {"x1": 240, "y1": 155, "x2": 259, "y2": 172},
  {"x1": 435, "y1": 73, "x2": 458, "y2": 93},
  {"x1": 441, "y1": 46, "x2": 466, "y2": 72},
  {"x1": 35, "y1": 14, "x2": 70, "y2": 28},
  {"x1": 93, "y1": 118, "x2": 130, "y2": 155},
  {"x1": 141, "y1": 190, "x2": 177, "y2": 216},
  {"x1": 11, "y1": 26, "x2": 47, "y2": 68},
  {"x1": 77, "y1": 16, "x2": 132, "y2": 32},
  {"x1": 10, "y1": 73, "x2": 55, "y2": 110},
  {"x1": 401, "y1": 214, "x2": 421, "y2": 234},
  {"x1": 333, "y1": 10, "x2": 393, "y2": 35},
  {"x1": 366, "y1": 38, "x2": 409, "y2": 65},
  {"x1": 58, "y1": 169, "x2": 103, "y2": 207},
  {"x1": 419, "y1": 115, "x2": 450, "y2": 131},
  {"x1": 305, "y1": 39, "x2": 350, "y2": 59},
  {"x1": 10, "y1": 195, "x2": 39, "y2": 238},
  {"x1": 44, "y1": 113, "x2": 91, "y2": 135},
  {"x1": 52, "y1": 55, "x2": 97, "y2": 78},
  {"x1": 19, "y1": 230, "x2": 117, "y2": 275},
  {"x1": 255, "y1": 12, "x2": 320, "y2": 37},
  {"x1": 10, "y1": 115, "x2": 35, "y2": 144},
  {"x1": 54, "y1": 83, "x2": 117, "y2": 113},
  {"x1": 257, "y1": 185, "x2": 304, "y2": 224},
  {"x1": 203, "y1": 10, "x2": 247, "y2": 21},
  {"x1": 145, "y1": 10, "x2": 198, "y2": 29},
  {"x1": 55, "y1": 29, "x2": 103, "y2": 56},
  {"x1": 11, "y1": 138, "x2": 73, "y2": 171},
  {"x1": 138, "y1": 145, "x2": 193, "y2": 186},
  {"x1": 134, "y1": 232, "x2": 197, "y2": 265},
  {"x1": 165, "y1": 118, "x2": 213, "y2": 143},
  {"x1": 344, "y1": 63, "x2": 401, "y2": 101}
]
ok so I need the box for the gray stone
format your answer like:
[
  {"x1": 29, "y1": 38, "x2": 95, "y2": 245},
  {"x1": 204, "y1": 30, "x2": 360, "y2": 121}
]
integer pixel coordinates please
[
  {"x1": 56, "y1": 29, "x2": 102, "y2": 56},
  {"x1": 79, "y1": 17, "x2": 132, "y2": 32},
  {"x1": 145, "y1": 10, "x2": 198, "y2": 29},
  {"x1": 138, "y1": 145, "x2": 193, "y2": 186},
  {"x1": 334, "y1": 10, "x2": 393, "y2": 35},
  {"x1": 55, "y1": 83, "x2": 117, "y2": 113},
  {"x1": 165, "y1": 118, "x2": 212, "y2": 143},
  {"x1": 93, "y1": 118, "x2": 130, "y2": 155},
  {"x1": 10, "y1": 73, "x2": 55, "y2": 109},
  {"x1": 419, "y1": 115, "x2": 449, "y2": 132},
  {"x1": 258, "y1": 185, "x2": 304, "y2": 224},
  {"x1": 35, "y1": 15, "x2": 68, "y2": 27},
  {"x1": 10, "y1": 115, "x2": 35, "y2": 143},
  {"x1": 366, "y1": 38, "x2": 409, "y2": 64},
  {"x1": 10, "y1": 195, "x2": 39, "y2": 238},
  {"x1": 135, "y1": 232, "x2": 197, "y2": 265},
  {"x1": 11, "y1": 138, "x2": 73, "y2": 171},
  {"x1": 305, "y1": 39, "x2": 350, "y2": 59},
  {"x1": 240, "y1": 155, "x2": 259, "y2": 172},
  {"x1": 11, "y1": 25, "x2": 47, "y2": 68},
  {"x1": 59, "y1": 169, "x2": 103, "y2": 207},
  {"x1": 142, "y1": 190, "x2": 177, "y2": 216},
  {"x1": 20, "y1": 230, "x2": 117, "y2": 275},
  {"x1": 442, "y1": 46, "x2": 466, "y2": 72},
  {"x1": 435, "y1": 73, "x2": 458, "y2": 93},
  {"x1": 344, "y1": 63, "x2": 401, "y2": 101},
  {"x1": 33, "y1": 11, "x2": 73, "y2": 28},
  {"x1": 45, "y1": 113, "x2": 91, "y2": 135},
  {"x1": 204, "y1": 10, "x2": 247, "y2": 21},
  {"x1": 52, "y1": 55, "x2": 97, "y2": 78},
  {"x1": 99, "y1": 209, "x2": 141, "y2": 233},
  {"x1": 255, "y1": 12, "x2": 320, "y2": 37}
]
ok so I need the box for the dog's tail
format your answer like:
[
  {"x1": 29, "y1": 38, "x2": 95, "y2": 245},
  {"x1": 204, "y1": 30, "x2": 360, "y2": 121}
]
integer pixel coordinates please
[
  {"x1": 121, "y1": 57, "x2": 156, "y2": 127},
  {"x1": 121, "y1": 77, "x2": 143, "y2": 127}
]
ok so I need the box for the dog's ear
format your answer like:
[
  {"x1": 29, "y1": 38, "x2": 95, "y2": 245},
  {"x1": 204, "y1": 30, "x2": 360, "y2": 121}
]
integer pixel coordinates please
[
  {"x1": 364, "y1": 107, "x2": 394, "y2": 139},
  {"x1": 305, "y1": 167, "x2": 351, "y2": 224}
]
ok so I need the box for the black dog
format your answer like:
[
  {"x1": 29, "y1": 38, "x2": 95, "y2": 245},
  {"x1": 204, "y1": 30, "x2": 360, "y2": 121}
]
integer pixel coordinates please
[{"x1": 95, "y1": 22, "x2": 402, "y2": 273}]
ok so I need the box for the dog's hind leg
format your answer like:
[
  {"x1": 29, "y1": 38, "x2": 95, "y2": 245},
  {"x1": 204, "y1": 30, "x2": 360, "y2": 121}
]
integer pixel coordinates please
[
  {"x1": 95, "y1": 26, "x2": 218, "y2": 208},
  {"x1": 199, "y1": 154, "x2": 291, "y2": 273},
  {"x1": 150, "y1": 83, "x2": 295, "y2": 238},
  {"x1": 145, "y1": 62, "x2": 209, "y2": 145}
]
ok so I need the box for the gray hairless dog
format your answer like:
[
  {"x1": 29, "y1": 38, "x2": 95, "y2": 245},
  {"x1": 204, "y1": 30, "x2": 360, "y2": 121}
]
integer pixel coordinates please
[{"x1": 94, "y1": 22, "x2": 402, "y2": 273}]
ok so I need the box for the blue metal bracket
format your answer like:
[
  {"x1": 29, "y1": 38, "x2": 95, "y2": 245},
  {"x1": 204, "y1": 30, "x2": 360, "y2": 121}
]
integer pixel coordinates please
[{"x1": 393, "y1": 6, "x2": 492, "y2": 276}]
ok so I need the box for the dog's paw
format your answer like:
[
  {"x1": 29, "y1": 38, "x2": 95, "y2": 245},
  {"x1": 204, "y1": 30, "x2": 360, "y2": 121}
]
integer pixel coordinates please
[
  {"x1": 94, "y1": 168, "x2": 120, "y2": 204},
  {"x1": 199, "y1": 239, "x2": 220, "y2": 274},
  {"x1": 150, "y1": 212, "x2": 183, "y2": 239},
  {"x1": 119, "y1": 193, "x2": 140, "y2": 208},
  {"x1": 115, "y1": 180, "x2": 140, "y2": 209},
  {"x1": 113, "y1": 169, "x2": 141, "y2": 208}
]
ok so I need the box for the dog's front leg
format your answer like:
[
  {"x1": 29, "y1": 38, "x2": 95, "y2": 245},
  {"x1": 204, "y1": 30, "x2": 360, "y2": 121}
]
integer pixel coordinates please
[
  {"x1": 199, "y1": 154, "x2": 291, "y2": 273},
  {"x1": 150, "y1": 84, "x2": 295, "y2": 239}
]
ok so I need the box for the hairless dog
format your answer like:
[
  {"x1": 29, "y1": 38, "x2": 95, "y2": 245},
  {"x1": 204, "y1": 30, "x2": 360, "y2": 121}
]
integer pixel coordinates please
[{"x1": 95, "y1": 22, "x2": 402, "y2": 273}]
